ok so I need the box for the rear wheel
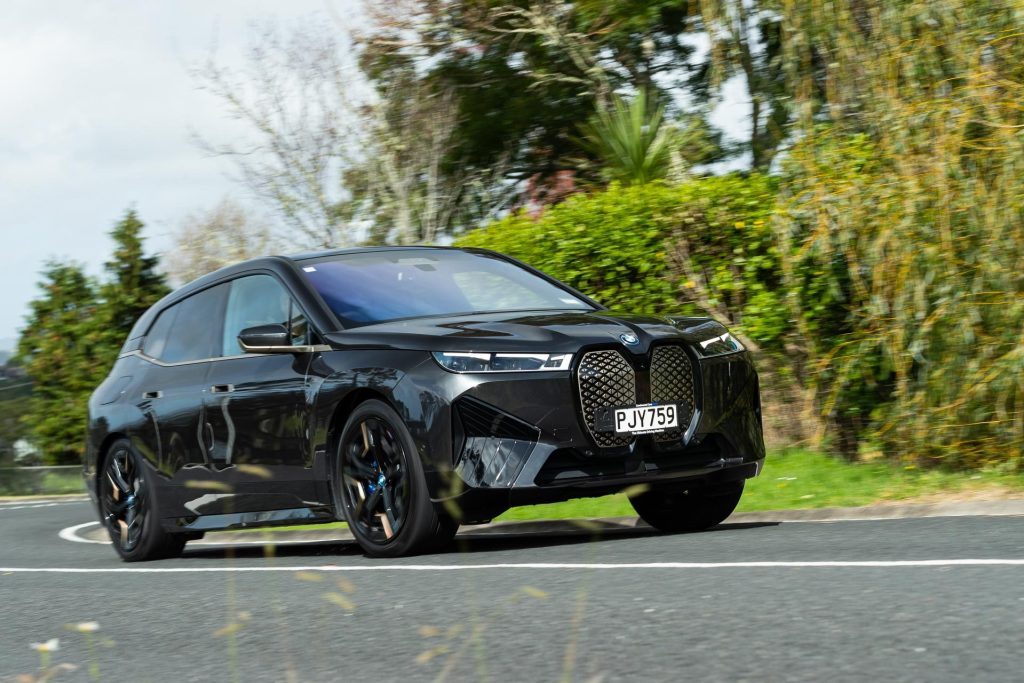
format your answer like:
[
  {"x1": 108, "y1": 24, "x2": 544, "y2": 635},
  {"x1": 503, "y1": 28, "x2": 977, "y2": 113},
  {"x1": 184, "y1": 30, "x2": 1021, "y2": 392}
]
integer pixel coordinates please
[
  {"x1": 334, "y1": 400, "x2": 457, "y2": 557},
  {"x1": 98, "y1": 439, "x2": 186, "y2": 561},
  {"x1": 630, "y1": 481, "x2": 744, "y2": 533}
]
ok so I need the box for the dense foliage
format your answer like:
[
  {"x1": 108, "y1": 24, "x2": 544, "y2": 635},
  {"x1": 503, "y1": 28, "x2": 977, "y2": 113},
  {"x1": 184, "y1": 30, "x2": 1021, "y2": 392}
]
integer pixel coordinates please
[
  {"x1": 17, "y1": 1, "x2": 1019, "y2": 471},
  {"x1": 773, "y1": 1, "x2": 1024, "y2": 468},
  {"x1": 15, "y1": 211, "x2": 167, "y2": 464},
  {"x1": 457, "y1": 176, "x2": 783, "y2": 349},
  {"x1": 457, "y1": 1, "x2": 1023, "y2": 470}
]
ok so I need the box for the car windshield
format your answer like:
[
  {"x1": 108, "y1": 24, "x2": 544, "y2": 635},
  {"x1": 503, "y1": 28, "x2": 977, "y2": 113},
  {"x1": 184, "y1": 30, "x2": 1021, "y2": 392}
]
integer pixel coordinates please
[{"x1": 299, "y1": 249, "x2": 594, "y2": 327}]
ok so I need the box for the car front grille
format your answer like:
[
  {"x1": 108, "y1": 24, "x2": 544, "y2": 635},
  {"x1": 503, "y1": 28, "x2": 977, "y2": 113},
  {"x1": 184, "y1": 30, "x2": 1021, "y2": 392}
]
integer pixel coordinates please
[
  {"x1": 576, "y1": 344, "x2": 697, "y2": 449},
  {"x1": 577, "y1": 349, "x2": 637, "y2": 448},
  {"x1": 650, "y1": 344, "x2": 696, "y2": 443}
]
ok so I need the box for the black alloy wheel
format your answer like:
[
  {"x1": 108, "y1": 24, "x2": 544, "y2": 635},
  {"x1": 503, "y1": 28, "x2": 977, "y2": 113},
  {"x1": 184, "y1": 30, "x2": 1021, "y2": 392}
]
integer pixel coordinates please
[
  {"x1": 629, "y1": 481, "x2": 745, "y2": 533},
  {"x1": 99, "y1": 439, "x2": 185, "y2": 561},
  {"x1": 335, "y1": 400, "x2": 457, "y2": 557}
]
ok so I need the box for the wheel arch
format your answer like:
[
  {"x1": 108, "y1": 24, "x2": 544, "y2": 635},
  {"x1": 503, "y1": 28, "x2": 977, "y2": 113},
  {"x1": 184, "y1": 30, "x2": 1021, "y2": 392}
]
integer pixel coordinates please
[
  {"x1": 324, "y1": 388, "x2": 399, "y2": 480},
  {"x1": 94, "y1": 432, "x2": 129, "y2": 487}
]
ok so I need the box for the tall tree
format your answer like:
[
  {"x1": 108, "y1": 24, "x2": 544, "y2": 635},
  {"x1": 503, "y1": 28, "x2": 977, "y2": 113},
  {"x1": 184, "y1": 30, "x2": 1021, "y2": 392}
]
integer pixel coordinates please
[
  {"x1": 16, "y1": 210, "x2": 169, "y2": 464},
  {"x1": 696, "y1": 0, "x2": 789, "y2": 169},
  {"x1": 192, "y1": 24, "x2": 361, "y2": 248},
  {"x1": 16, "y1": 263, "x2": 102, "y2": 464},
  {"x1": 99, "y1": 210, "x2": 170, "y2": 349},
  {"x1": 358, "y1": 0, "x2": 722, "y2": 193}
]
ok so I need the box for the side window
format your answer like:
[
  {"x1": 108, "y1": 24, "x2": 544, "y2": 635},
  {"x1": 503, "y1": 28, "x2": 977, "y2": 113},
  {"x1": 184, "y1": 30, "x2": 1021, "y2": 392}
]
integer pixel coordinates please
[
  {"x1": 142, "y1": 306, "x2": 178, "y2": 360},
  {"x1": 222, "y1": 274, "x2": 309, "y2": 356},
  {"x1": 143, "y1": 285, "x2": 228, "y2": 363}
]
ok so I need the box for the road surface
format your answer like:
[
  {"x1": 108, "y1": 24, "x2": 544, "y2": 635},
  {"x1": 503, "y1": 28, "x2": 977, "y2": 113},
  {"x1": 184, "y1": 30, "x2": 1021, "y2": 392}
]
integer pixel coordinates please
[{"x1": 1, "y1": 498, "x2": 1022, "y2": 681}]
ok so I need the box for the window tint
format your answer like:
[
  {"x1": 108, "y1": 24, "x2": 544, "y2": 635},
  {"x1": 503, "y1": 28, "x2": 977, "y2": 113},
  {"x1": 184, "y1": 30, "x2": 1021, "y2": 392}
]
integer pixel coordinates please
[
  {"x1": 144, "y1": 284, "x2": 228, "y2": 363},
  {"x1": 222, "y1": 274, "x2": 308, "y2": 356}
]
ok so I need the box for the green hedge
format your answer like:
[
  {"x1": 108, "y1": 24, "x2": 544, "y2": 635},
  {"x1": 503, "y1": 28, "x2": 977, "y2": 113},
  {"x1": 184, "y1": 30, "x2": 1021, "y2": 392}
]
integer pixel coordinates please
[{"x1": 456, "y1": 174, "x2": 785, "y2": 349}]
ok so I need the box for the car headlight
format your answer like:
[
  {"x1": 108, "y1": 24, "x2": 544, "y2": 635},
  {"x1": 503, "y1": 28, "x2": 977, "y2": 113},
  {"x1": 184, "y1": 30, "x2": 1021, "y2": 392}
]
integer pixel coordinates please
[
  {"x1": 695, "y1": 332, "x2": 745, "y2": 357},
  {"x1": 432, "y1": 351, "x2": 573, "y2": 373}
]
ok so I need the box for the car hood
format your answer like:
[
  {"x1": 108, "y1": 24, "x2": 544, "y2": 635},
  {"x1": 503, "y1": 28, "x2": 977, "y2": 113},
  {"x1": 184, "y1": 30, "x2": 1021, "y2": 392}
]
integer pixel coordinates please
[{"x1": 323, "y1": 310, "x2": 726, "y2": 355}]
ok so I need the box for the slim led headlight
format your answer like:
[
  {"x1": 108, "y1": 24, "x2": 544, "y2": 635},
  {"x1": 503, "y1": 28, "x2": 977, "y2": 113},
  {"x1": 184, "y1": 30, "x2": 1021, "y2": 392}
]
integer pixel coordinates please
[
  {"x1": 432, "y1": 352, "x2": 573, "y2": 373},
  {"x1": 695, "y1": 332, "x2": 744, "y2": 357}
]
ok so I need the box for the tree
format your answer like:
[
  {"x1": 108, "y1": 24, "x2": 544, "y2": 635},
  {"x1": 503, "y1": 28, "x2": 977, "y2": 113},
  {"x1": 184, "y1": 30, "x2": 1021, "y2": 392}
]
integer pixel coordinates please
[
  {"x1": 98, "y1": 209, "x2": 170, "y2": 351},
  {"x1": 16, "y1": 210, "x2": 169, "y2": 464},
  {"x1": 0, "y1": 363, "x2": 32, "y2": 466},
  {"x1": 774, "y1": 1, "x2": 1024, "y2": 466},
  {"x1": 16, "y1": 263, "x2": 102, "y2": 464},
  {"x1": 696, "y1": 0, "x2": 789, "y2": 169},
  {"x1": 192, "y1": 24, "x2": 362, "y2": 248},
  {"x1": 163, "y1": 198, "x2": 278, "y2": 285},
  {"x1": 576, "y1": 90, "x2": 720, "y2": 185},
  {"x1": 358, "y1": 0, "x2": 723, "y2": 193}
]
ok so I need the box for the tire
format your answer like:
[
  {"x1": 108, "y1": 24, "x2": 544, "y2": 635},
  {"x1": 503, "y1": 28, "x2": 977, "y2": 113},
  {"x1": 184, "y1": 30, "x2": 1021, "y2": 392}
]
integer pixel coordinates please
[
  {"x1": 333, "y1": 400, "x2": 458, "y2": 557},
  {"x1": 630, "y1": 481, "x2": 744, "y2": 533},
  {"x1": 98, "y1": 438, "x2": 186, "y2": 562}
]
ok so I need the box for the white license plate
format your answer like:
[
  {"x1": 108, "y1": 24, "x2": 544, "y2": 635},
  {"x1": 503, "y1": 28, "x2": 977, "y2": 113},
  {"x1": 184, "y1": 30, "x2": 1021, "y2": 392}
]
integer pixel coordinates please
[{"x1": 613, "y1": 404, "x2": 678, "y2": 435}]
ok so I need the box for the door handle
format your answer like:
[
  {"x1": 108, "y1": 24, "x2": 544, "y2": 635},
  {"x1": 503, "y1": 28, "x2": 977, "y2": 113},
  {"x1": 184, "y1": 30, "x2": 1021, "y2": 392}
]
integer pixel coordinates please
[
  {"x1": 142, "y1": 390, "x2": 163, "y2": 399},
  {"x1": 211, "y1": 384, "x2": 234, "y2": 394}
]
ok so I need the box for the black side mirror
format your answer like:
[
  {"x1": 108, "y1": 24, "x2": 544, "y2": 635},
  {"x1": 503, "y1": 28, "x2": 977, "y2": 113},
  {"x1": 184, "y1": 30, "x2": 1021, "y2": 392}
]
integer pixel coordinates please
[{"x1": 238, "y1": 324, "x2": 291, "y2": 352}]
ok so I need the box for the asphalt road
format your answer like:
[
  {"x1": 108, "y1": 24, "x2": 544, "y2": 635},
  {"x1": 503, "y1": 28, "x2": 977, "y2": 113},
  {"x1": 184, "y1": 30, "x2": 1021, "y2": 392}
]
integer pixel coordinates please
[{"x1": 1, "y1": 499, "x2": 1022, "y2": 682}]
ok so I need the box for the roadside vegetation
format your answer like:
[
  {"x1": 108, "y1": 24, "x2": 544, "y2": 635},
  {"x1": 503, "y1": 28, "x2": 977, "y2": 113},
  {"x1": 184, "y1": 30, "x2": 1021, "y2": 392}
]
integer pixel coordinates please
[
  {"x1": 225, "y1": 448, "x2": 1024, "y2": 535},
  {"x1": 5, "y1": 0, "x2": 1022, "y2": 494},
  {"x1": 498, "y1": 450, "x2": 1024, "y2": 522}
]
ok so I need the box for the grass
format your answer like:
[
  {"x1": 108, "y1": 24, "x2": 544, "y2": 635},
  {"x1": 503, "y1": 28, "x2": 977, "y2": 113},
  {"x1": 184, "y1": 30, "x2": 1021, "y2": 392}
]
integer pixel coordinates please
[
  {"x1": 13, "y1": 450, "x2": 1020, "y2": 530},
  {"x1": 0, "y1": 467, "x2": 83, "y2": 496},
  {"x1": 242, "y1": 449, "x2": 1023, "y2": 534},
  {"x1": 492, "y1": 448, "x2": 1024, "y2": 522}
]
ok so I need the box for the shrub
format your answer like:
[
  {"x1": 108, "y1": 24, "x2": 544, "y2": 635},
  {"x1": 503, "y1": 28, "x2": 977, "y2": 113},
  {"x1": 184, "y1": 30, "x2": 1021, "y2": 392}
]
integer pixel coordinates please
[{"x1": 456, "y1": 174, "x2": 784, "y2": 350}]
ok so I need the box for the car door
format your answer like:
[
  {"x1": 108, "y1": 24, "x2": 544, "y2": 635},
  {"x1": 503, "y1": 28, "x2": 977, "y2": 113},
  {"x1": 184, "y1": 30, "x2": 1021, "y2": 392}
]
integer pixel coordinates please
[
  {"x1": 137, "y1": 284, "x2": 228, "y2": 475},
  {"x1": 202, "y1": 273, "x2": 316, "y2": 505}
]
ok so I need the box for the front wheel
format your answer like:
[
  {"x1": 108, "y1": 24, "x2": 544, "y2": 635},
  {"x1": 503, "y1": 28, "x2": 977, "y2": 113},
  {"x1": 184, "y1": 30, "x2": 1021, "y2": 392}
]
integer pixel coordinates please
[
  {"x1": 630, "y1": 481, "x2": 744, "y2": 533},
  {"x1": 98, "y1": 439, "x2": 186, "y2": 561},
  {"x1": 334, "y1": 400, "x2": 458, "y2": 557}
]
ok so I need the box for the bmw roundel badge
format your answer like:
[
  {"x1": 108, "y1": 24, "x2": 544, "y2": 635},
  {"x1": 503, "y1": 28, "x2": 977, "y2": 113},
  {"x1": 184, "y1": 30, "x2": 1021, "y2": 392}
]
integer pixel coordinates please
[{"x1": 619, "y1": 332, "x2": 639, "y2": 346}]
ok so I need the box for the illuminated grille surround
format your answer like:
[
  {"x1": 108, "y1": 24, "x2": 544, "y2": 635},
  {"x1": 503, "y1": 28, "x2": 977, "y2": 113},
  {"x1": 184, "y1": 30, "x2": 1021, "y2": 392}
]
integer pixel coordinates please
[{"x1": 576, "y1": 344, "x2": 698, "y2": 449}]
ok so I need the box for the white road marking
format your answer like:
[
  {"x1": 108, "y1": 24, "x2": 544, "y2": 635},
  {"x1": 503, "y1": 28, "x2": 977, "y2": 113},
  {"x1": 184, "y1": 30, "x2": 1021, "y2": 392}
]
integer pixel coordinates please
[
  {"x1": 0, "y1": 501, "x2": 84, "y2": 512},
  {"x1": 59, "y1": 521, "x2": 346, "y2": 547},
  {"x1": 3, "y1": 559, "x2": 1024, "y2": 574},
  {"x1": 59, "y1": 521, "x2": 102, "y2": 544}
]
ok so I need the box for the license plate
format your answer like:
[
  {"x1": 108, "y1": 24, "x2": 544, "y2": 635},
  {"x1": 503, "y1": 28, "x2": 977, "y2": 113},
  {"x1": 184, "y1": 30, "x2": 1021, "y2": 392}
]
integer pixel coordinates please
[{"x1": 613, "y1": 404, "x2": 678, "y2": 435}]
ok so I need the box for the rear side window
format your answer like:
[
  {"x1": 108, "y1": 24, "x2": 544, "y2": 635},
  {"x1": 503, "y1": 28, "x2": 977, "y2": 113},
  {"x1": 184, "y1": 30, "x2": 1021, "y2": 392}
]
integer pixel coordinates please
[
  {"x1": 222, "y1": 274, "x2": 309, "y2": 356},
  {"x1": 143, "y1": 284, "x2": 228, "y2": 363}
]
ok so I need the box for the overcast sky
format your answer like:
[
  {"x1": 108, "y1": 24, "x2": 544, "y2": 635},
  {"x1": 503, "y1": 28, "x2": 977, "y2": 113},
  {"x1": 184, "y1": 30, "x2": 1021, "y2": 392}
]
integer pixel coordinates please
[
  {"x1": 0, "y1": 0, "x2": 360, "y2": 348},
  {"x1": 0, "y1": 1, "x2": 750, "y2": 350}
]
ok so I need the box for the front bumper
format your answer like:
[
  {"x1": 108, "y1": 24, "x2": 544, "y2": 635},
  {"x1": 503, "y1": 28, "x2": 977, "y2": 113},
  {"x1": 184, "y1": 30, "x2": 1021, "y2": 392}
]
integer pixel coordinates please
[{"x1": 411, "y1": 348, "x2": 765, "y2": 523}]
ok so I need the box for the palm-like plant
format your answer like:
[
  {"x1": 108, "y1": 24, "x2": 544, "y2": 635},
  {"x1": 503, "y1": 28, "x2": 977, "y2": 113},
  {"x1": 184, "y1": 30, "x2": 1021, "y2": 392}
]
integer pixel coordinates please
[{"x1": 577, "y1": 91, "x2": 672, "y2": 186}]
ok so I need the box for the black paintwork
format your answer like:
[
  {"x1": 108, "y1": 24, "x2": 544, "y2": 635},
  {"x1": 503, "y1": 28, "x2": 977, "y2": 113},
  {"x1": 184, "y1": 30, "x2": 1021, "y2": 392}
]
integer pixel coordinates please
[{"x1": 86, "y1": 247, "x2": 765, "y2": 532}]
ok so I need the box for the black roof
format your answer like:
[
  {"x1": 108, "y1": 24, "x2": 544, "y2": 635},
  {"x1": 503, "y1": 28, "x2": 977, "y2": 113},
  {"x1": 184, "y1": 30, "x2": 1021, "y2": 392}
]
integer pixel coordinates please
[
  {"x1": 176, "y1": 246, "x2": 475, "y2": 302},
  {"x1": 127, "y1": 246, "x2": 486, "y2": 342},
  {"x1": 286, "y1": 244, "x2": 468, "y2": 262}
]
